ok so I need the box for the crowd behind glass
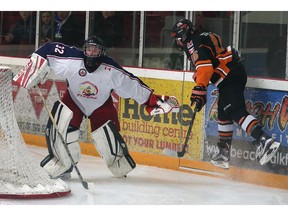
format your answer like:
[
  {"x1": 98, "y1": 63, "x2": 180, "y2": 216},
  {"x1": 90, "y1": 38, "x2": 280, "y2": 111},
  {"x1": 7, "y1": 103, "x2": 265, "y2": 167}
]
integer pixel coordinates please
[{"x1": 0, "y1": 11, "x2": 287, "y2": 80}]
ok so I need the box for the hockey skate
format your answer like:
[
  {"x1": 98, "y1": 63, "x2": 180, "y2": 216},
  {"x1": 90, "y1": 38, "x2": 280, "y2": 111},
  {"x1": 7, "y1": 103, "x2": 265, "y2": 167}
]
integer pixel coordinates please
[
  {"x1": 210, "y1": 142, "x2": 230, "y2": 169},
  {"x1": 256, "y1": 136, "x2": 280, "y2": 166}
]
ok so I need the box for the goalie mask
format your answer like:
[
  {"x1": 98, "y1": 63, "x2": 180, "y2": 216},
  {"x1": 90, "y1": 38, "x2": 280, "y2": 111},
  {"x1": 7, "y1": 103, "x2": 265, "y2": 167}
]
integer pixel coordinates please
[
  {"x1": 83, "y1": 36, "x2": 106, "y2": 72},
  {"x1": 171, "y1": 18, "x2": 195, "y2": 51}
]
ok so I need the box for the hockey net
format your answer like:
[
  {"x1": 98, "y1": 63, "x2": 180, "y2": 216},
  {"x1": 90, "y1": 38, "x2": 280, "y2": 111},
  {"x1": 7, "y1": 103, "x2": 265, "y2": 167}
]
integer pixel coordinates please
[{"x1": 0, "y1": 66, "x2": 71, "y2": 199}]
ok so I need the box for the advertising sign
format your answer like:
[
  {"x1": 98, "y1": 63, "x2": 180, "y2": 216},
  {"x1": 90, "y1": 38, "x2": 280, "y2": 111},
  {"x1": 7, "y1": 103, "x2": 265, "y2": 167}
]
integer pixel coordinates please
[
  {"x1": 118, "y1": 77, "x2": 203, "y2": 160},
  {"x1": 204, "y1": 85, "x2": 288, "y2": 174}
]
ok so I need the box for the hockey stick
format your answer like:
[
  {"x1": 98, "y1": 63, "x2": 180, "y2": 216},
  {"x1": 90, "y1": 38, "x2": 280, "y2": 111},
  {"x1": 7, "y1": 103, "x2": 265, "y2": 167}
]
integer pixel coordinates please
[
  {"x1": 35, "y1": 85, "x2": 89, "y2": 189},
  {"x1": 162, "y1": 106, "x2": 197, "y2": 158}
]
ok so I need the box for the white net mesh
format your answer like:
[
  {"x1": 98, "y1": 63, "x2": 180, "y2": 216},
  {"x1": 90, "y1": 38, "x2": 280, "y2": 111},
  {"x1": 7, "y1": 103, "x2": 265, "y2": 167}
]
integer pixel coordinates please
[{"x1": 0, "y1": 66, "x2": 70, "y2": 199}]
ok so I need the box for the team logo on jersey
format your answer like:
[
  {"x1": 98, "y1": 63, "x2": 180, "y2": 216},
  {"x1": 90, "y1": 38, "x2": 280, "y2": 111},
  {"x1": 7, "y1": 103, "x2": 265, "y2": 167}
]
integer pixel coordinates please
[
  {"x1": 187, "y1": 40, "x2": 194, "y2": 48},
  {"x1": 78, "y1": 68, "x2": 87, "y2": 77},
  {"x1": 77, "y1": 81, "x2": 98, "y2": 99}
]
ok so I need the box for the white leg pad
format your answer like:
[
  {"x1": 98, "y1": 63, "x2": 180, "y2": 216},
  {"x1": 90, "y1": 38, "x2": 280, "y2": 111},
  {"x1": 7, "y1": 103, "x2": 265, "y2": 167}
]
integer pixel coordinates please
[
  {"x1": 92, "y1": 120, "x2": 136, "y2": 177},
  {"x1": 43, "y1": 157, "x2": 70, "y2": 178},
  {"x1": 42, "y1": 101, "x2": 81, "y2": 178},
  {"x1": 92, "y1": 128, "x2": 123, "y2": 167},
  {"x1": 42, "y1": 129, "x2": 81, "y2": 178},
  {"x1": 47, "y1": 101, "x2": 81, "y2": 167},
  {"x1": 107, "y1": 155, "x2": 135, "y2": 177},
  {"x1": 64, "y1": 129, "x2": 81, "y2": 165}
]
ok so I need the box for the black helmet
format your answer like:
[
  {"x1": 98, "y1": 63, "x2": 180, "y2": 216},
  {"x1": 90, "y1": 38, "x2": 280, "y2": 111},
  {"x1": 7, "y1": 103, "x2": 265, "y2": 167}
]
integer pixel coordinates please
[
  {"x1": 83, "y1": 36, "x2": 106, "y2": 70},
  {"x1": 171, "y1": 18, "x2": 195, "y2": 49}
]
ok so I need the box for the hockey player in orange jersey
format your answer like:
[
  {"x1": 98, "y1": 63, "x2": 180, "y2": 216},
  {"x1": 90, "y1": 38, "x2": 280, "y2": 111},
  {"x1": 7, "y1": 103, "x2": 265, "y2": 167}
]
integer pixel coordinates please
[{"x1": 170, "y1": 18, "x2": 280, "y2": 169}]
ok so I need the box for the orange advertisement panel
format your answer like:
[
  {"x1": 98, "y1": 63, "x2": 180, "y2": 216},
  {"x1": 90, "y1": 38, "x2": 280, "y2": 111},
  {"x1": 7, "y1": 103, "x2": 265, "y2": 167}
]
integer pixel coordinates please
[{"x1": 118, "y1": 77, "x2": 203, "y2": 160}]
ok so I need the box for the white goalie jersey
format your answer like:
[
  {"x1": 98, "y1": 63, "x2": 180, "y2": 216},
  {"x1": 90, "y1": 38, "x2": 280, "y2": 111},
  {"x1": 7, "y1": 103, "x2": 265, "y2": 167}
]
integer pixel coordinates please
[{"x1": 14, "y1": 42, "x2": 153, "y2": 116}]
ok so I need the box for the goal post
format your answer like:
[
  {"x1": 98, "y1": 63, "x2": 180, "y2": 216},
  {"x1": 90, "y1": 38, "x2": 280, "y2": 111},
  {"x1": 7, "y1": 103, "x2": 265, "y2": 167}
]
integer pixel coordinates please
[{"x1": 0, "y1": 66, "x2": 71, "y2": 199}]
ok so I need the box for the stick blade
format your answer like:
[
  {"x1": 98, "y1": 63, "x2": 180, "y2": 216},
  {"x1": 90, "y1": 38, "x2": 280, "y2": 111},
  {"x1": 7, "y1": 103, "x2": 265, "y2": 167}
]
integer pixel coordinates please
[
  {"x1": 82, "y1": 181, "x2": 89, "y2": 189},
  {"x1": 162, "y1": 148, "x2": 179, "y2": 157}
]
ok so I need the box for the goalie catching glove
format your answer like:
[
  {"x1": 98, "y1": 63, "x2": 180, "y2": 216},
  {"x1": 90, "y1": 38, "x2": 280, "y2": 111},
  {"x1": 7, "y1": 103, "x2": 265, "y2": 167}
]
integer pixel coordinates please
[
  {"x1": 13, "y1": 53, "x2": 50, "y2": 89},
  {"x1": 145, "y1": 94, "x2": 179, "y2": 116}
]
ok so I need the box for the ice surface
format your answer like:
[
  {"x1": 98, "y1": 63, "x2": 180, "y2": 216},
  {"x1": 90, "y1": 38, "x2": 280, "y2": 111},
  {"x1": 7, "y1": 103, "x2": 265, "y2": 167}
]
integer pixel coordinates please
[{"x1": 1, "y1": 145, "x2": 287, "y2": 215}]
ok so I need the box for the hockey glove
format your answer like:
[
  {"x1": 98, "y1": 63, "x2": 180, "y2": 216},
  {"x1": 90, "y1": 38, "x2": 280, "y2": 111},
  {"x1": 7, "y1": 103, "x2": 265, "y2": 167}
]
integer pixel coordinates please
[
  {"x1": 190, "y1": 85, "x2": 207, "y2": 112},
  {"x1": 145, "y1": 94, "x2": 179, "y2": 116}
]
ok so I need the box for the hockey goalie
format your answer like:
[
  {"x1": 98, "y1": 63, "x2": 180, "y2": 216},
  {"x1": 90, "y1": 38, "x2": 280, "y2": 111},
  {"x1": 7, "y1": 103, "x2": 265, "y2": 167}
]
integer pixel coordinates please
[{"x1": 13, "y1": 36, "x2": 179, "y2": 179}]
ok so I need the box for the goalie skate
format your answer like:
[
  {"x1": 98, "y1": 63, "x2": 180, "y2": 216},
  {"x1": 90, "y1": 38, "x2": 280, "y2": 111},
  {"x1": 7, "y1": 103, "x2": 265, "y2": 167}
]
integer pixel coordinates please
[{"x1": 256, "y1": 137, "x2": 280, "y2": 166}]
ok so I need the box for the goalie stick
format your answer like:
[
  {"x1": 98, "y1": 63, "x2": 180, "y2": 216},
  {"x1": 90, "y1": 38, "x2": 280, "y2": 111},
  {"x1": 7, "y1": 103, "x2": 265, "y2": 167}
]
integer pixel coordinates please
[
  {"x1": 163, "y1": 106, "x2": 197, "y2": 158},
  {"x1": 36, "y1": 85, "x2": 89, "y2": 190}
]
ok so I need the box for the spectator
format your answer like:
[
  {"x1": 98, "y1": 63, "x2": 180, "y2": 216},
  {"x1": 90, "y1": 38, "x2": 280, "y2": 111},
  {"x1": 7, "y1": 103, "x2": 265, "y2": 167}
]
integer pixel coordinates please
[
  {"x1": 93, "y1": 11, "x2": 124, "y2": 48},
  {"x1": 4, "y1": 11, "x2": 36, "y2": 45},
  {"x1": 40, "y1": 11, "x2": 53, "y2": 45},
  {"x1": 194, "y1": 14, "x2": 208, "y2": 33},
  {"x1": 54, "y1": 11, "x2": 85, "y2": 47}
]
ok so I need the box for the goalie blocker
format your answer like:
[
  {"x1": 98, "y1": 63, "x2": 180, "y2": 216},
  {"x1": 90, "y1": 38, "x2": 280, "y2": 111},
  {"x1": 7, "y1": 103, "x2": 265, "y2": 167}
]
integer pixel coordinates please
[{"x1": 92, "y1": 120, "x2": 136, "y2": 177}]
